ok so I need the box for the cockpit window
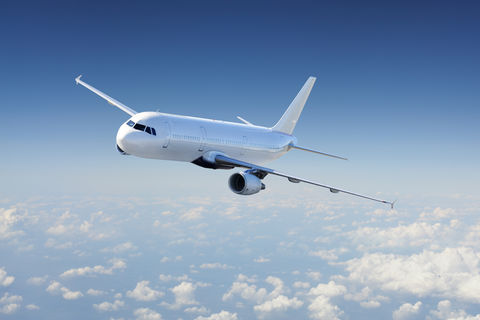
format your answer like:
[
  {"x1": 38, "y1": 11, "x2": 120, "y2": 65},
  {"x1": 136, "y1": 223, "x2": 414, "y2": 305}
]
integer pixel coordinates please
[
  {"x1": 127, "y1": 120, "x2": 156, "y2": 136},
  {"x1": 134, "y1": 123, "x2": 146, "y2": 131}
]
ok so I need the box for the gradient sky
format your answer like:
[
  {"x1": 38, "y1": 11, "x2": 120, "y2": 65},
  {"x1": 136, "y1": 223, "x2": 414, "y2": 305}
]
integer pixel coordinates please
[
  {"x1": 1, "y1": 1, "x2": 480, "y2": 319},
  {"x1": 1, "y1": 0, "x2": 479, "y2": 198}
]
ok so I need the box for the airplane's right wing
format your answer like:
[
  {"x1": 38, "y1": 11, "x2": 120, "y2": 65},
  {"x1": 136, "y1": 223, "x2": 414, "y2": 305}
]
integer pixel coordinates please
[
  {"x1": 75, "y1": 75, "x2": 138, "y2": 116},
  {"x1": 214, "y1": 153, "x2": 395, "y2": 208}
]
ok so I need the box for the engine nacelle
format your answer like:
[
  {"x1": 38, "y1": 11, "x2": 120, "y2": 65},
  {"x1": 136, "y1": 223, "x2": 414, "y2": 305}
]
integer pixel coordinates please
[{"x1": 228, "y1": 172, "x2": 265, "y2": 195}]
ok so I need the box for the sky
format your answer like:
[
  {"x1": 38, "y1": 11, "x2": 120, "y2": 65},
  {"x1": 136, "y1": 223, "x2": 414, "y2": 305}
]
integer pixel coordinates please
[{"x1": 1, "y1": 1, "x2": 480, "y2": 319}]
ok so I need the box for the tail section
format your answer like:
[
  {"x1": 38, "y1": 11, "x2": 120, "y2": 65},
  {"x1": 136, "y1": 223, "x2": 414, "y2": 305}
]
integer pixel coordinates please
[{"x1": 272, "y1": 76, "x2": 316, "y2": 134}]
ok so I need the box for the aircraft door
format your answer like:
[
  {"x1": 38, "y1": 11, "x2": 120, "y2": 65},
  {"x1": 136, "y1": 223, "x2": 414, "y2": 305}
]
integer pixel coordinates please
[
  {"x1": 157, "y1": 121, "x2": 170, "y2": 148},
  {"x1": 199, "y1": 126, "x2": 207, "y2": 151}
]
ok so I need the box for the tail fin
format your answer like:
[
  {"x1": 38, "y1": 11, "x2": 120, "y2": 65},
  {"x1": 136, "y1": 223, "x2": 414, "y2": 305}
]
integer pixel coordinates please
[{"x1": 272, "y1": 76, "x2": 316, "y2": 134}]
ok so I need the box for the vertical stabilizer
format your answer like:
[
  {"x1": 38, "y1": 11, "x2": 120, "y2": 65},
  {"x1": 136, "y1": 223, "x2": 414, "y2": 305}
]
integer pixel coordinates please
[{"x1": 272, "y1": 76, "x2": 316, "y2": 134}]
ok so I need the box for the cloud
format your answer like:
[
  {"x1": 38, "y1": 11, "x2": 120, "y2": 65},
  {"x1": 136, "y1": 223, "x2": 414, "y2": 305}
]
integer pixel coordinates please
[
  {"x1": 222, "y1": 275, "x2": 267, "y2": 304},
  {"x1": 348, "y1": 221, "x2": 455, "y2": 250},
  {"x1": 93, "y1": 300, "x2": 125, "y2": 312},
  {"x1": 308, "y1": 281, "x2": 346, "y2": 298},
  {"x1": 393, "y1": 301, "x2": 422, "y2": 320},
  {"x1": 0, "y1": 207, "x2": 24, "y2": 239},
  {"x1": 46, "y1": 281, "x2": 83, "y2": 300},
  {"x1": 306, "y1": 281, "x2": 346, "y2": 320},
  {"x1": 254, "y1": 295, "x2": 303, "y2": 318},
  {"x1": 195, "y1": 310, "x2": 238, "y2": 320},
  {"x1": 133, "y1": 307, "x2": 162, "y2": 320},
  {"x1": 126, "y1": 281, "x2": 164, "y2": 301},
  {"x1": 180, "y1": 207, "x2": 204, "y2": 221},
  {"x1": 0, "y1": 267, "x2": 15, "y2": 286},
  {"x1": 87, "y1": 288, "x2": 105, "y2": 296},
  {"x1": 428, "y1": 300, "x2": 480, "y2": 320},
  {"x1": 199, "y1": 263, "x2": 230, "y2": 270},
  {"x1": 170, "y1": 281, "x2": 198, "y2": 308},
  {"x1": 308, "y1": 295, "x2": 343, "y2": 320},
  {"x1": 185, "y1": 306, "x2": 209, "y2": 314},
  {"x1": 26, "y1": 304, "x2": 40, "y2": 310},
  {"x1": 254, "y1": 257, "x2": 270, "y2": 263},
  {"x1": 420, "y1": 207, "x2": 456, "y2": 220},
  {"x1": 103, "y1": 241, "x2": 137, "y2": 253},
  {"x1": 27, "y1": 276, "x2": 47, "y2": 286},
  {"x1": 0, "y1": 293, "x2": 22, "y2": 314},
  {"x1": 60, "y1": 258, "x2": 126, "y2": 278},
  {"x1": 342, "y1": 247, "x2": 480, "y2": 302}
]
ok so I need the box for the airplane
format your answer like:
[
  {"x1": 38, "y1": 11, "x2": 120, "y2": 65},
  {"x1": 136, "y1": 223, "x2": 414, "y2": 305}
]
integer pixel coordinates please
[{"x1": 75, "y1": 75, "x2": 394, "y2": 208}]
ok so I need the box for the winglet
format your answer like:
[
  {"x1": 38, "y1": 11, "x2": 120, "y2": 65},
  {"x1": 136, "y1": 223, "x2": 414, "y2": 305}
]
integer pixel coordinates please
[
  {"x1": 390, "y1": 200, "x2": 397, "y2": 210},
  {"x1": 75, "y1": 75, "x2": 82, "y2": 85}
]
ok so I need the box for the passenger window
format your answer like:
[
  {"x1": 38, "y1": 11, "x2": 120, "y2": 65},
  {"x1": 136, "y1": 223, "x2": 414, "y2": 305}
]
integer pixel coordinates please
[
  {"x1": 134, "y1": 123, "x2": 146, "y2": 131},
  {"x1": 151, "y1": 128, "x2": 156, "y2": 136},
  {"x1": 127, "y1": 120, "x2": 135, "y2": 127},
  {"x1": 145, "y1": 127, "x2": 151, "y2": 134}
]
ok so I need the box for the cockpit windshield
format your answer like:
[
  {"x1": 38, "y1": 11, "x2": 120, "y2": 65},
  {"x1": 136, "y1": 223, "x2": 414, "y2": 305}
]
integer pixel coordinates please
[{"x1": 125, "y1": 120, "x2": 156, "y2": 136}]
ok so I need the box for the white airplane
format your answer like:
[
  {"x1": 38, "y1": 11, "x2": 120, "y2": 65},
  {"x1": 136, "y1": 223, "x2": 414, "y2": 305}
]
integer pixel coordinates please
[{"x1": 76, "y1": 75, "x2": 394, "y2": 208}]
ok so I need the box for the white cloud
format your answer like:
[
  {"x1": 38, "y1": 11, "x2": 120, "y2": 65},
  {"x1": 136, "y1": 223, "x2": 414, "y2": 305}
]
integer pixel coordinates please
[
  {"x1": 126, "y1": 281, "x2": 164, "y2": 301},
  {"x1": 93, "y1": 300, "x2": 124, "y2": 312},
  {"x1": 348, "y1": 221, "x2": 455, "y2": 250},
  {"x1": 87, "y1": 288, "x2": 105, "y2": 296},
  {"x1": 254, "y1": 257, "x2": 270, "y2": 263},
  {"x1": 393, "y1": 301, "x2": 422, "y2": 320},
  {"x1": 180, "y1": 207, "x2": 204, "y2": 221},
  {"x1": 0, "y1": 267, "x2": 15, "y2": 286},
  {"x1": 46, "y1": 224, "x2": 70, "y2": 235},
  {"x1": 199, "y1": 262, "x2": 230, "y2": 270},
  {"x1": 195, "y1": 310, "x2": 238, "y2": 320},
  {"x1": 185, "y1": 306, "x2": 209, "y2": 314},
  {"x1": 222, "y1": 278, "x2": 267, "y2": 304},
  {"x1": 254, "y1": 295, "x2": 303, "y2": 318},
  {"x1": 0, "y1": 293, "x2": 22, "y2": 314},
  {"x1": 428, "y1": 300, "x2": 480, "y2": 320},
  {"x1": 133, "y1": 307, "x2": 162, "y2": 320},
  {"x1": 308, "y1": 295, "x2": 343, "y2": 320},
  {"x1": 306, "y1": 271, "x2": 322, "y2": 281},
  {"x1": 293, "y1": 281, "x2": 310, "y2": 289},
  {"x1": 60, "y1": 258, "x2": 126, "y2": 278},
  {"x1": 46, "y1": 281, "x2": 83, "y2": 300},
  {"x1": 103, "y1": 241, "x2": 137, "y2": 253},
  {"x1": 308, "y1": 281, "x2": 346, "y2": 298},
  {"x1": 420, "y1": 207, "x2": 456, "y2": 220},
  {"x1": 171, "y1": 281, "x2": 198, "y2": 308},
  {"x1": 342, "y1": 247, "x2": 480, "y2": 302},
  {"x1": 26, "y1": 304, "x2": 40, "y2": 310},
  {"x1": 309, "y1": 249, "x2": 339, "y2": 261},
  {"x1": 0, "y1": 207, "x2": 24, "y2": 239},
  {"x1": 27, "y1": 276, "x2": 47, "y2": 286}
]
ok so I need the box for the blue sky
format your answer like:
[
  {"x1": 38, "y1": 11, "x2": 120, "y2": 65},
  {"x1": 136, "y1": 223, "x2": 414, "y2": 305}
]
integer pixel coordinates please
[{"x1": 1, "y1": 1, "x2": 480, "y2": 319}]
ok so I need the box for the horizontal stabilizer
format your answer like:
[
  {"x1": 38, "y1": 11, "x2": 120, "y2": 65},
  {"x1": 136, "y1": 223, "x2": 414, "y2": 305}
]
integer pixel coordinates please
[{"x1": 291, "y1": 145, "x2": 347, "y2": 160}]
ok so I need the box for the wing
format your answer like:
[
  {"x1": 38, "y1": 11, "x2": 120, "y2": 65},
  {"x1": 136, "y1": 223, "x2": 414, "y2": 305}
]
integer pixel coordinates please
[
  {"x1": 75, "y1": 75, "x2": 138, "y2": 116},
  {"x1": 214, "y1": 154, "x2": 395, "y2": 208}
]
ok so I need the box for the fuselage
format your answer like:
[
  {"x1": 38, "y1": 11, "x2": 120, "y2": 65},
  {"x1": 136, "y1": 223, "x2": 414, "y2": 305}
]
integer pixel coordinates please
[{"x1": 116, "y1": 111, "x2": 297, "y2": 166}]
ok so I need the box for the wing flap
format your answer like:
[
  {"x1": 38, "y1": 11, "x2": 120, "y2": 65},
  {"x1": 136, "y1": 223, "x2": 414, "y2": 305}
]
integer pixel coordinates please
[{"x1": 215, "y1": 154, "x2": 394, "y2": 208}]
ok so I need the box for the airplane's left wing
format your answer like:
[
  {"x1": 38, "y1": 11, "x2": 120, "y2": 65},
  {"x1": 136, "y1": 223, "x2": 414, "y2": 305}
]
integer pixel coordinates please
[
  {"x1": 75, "y1": 75, "x2": 138, "y2": 116},
  {"x1": 214, "y1": 154, "x2": 395, "y2": 208}
]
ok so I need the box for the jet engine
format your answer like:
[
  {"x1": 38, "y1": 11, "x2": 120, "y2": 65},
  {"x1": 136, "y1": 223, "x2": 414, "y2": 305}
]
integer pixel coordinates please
[{"x1": 229, "y1": 172, "x2": 265, "y2": 195}]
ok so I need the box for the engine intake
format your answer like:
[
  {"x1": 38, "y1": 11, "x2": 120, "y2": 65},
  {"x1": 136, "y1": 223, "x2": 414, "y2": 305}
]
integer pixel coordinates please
[{"x1": 229, "y1": 172, "x2": 265, "y2": 195}]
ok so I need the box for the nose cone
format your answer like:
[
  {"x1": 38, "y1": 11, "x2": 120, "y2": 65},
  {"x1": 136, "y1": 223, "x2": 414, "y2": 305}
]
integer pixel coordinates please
[{"x1": 116, "y1": 124, "x2": 136, "y2": 155}]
